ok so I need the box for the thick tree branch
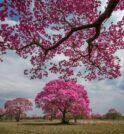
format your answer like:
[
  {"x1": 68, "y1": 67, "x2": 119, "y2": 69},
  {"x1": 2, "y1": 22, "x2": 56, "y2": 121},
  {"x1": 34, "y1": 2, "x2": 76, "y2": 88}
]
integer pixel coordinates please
[
  {"x1": 45, "y1": 0, "x2": 119, "y2": 55},
  {"x1": 14, "y1": 0, "x2": 119, "y2": 57}
]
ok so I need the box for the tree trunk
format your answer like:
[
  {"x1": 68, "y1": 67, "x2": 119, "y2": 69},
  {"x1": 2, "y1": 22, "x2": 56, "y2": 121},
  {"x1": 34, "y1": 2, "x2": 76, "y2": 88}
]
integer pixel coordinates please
[
  {"x1": 61, "y1": 110, "x2": 68, "y2": 124},
  {"x1": 10, "y1": 114, "x2": 13, "y2": 120},
  {"x1": 74, "y1": 116, "x2": 77, "y2": 123},
  {"x1": 49, "y1": 115, "x2": 53, "y2": 121},
  {"x1": 0, "y1": 114, "x2": 5, "y2": 120},
  {"x1": 15, "y1": 114, "x2": 20, "y2": 122}
]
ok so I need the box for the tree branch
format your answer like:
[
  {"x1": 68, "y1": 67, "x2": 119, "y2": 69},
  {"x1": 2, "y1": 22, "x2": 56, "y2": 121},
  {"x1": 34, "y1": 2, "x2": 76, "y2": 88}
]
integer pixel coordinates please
[
  {"x1": 17, "y1": 39, "x2": 46, "y2": 52},
  {"x1": 10, "y1": 0, "x2": 119, "y2": 58},
  {"x1": 45, "y1": 0, "x2": 119, "y2": 55}
]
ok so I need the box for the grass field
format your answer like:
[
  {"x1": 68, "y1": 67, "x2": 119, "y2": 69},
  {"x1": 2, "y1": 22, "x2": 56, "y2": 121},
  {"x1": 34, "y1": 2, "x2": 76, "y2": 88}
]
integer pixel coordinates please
[{"x1": 0, "y1": 120, "x2": 124, "y2": 134}]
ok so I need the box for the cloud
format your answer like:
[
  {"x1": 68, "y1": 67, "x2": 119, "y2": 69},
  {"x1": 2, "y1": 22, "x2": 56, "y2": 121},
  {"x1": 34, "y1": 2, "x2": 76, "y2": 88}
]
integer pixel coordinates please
[
  {"x1": 0, "y1": 50, "x2": 124, "y2": 116},
  {"x1": 77, "y1": 50, "x2": 124, "y2": 114},
  {"x1": 88, "y1": 89, "x2": 124, "y2": 114},
  {"x1": 0, "y1": 50, "x2": 59, "y2": 116}
]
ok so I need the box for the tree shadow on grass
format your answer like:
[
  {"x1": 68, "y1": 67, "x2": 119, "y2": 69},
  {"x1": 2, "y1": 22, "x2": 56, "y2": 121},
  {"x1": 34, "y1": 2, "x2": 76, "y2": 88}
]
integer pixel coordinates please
[{"x1": 18, "y1": 122, "x2": 81, "y2": 126}]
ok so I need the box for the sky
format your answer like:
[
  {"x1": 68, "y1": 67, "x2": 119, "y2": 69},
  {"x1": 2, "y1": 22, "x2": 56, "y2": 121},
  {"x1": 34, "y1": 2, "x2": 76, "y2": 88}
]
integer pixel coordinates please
[
  {"x1": 0, "y1": 0, "x2": 124, "y2": 116},
  {"x1": 0, "y1": 50, "x2": 124, "y2": 116}
]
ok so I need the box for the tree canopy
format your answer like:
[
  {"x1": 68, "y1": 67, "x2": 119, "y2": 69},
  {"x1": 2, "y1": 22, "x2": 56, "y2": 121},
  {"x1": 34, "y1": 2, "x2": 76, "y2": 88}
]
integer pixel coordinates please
[
  {"x1": 4, "y1": 98, "x2": 33, "y2": 122},
  {"x1": 0, "y1": 0, "x2": 124, "y2": 80},
  {"x1": 35, "y1": 79, "x2": 91, "y2": 123}
]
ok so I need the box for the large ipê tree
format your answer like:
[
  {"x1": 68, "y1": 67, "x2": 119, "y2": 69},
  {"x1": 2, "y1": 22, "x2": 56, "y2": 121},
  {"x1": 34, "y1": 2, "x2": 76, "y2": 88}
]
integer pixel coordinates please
[
  {"x1": 0, "y1": 0, "x2": 124, "y2": 80},
  {"x1": 4, "y1": 98, "x2": 33, "y2": 122},
  {"x1": 35, "y1": 79, "x2": 91, "y2": 124}
]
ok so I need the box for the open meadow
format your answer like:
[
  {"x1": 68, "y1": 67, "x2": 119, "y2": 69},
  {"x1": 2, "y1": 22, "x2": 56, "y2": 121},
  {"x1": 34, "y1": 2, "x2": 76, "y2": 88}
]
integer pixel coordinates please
[{"x1": 0, "y1": 120, "x2": 124, "y2": 134}]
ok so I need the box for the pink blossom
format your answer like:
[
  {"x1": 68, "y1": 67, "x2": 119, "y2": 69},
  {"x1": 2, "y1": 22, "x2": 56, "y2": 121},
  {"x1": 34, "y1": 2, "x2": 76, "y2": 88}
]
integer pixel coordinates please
[
  {"x1": 4, "y1": 98, "x2": 33, "y2": 122},
  {"x1": 0, "y1": 0, "x2": 123, "y2": 80}
]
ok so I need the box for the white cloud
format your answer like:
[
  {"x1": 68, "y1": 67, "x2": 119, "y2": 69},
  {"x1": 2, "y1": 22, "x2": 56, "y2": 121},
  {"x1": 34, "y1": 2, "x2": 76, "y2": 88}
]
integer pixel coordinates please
[
  {"x1": 0, "y1": 50, "x2": 59, "y2": 115},
  {"x1": 0, "y1": 50, "x2": 124, "y2": 116}
]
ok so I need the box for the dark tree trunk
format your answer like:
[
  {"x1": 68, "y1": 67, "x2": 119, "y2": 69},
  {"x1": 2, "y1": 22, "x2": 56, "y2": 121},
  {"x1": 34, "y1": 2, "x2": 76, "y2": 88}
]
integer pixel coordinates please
[
  {"x1": 74, "y1": 116, "x2": 77, "y2": 123},
  {"x1": 0, "y1": 114, "x2": 5, "y2": 120},
  {"x1": 15, "y1": 114, "x2": 20, "y2": 122},
  {"x1": 49, "y1": 115, "x2": 53, "y2": 121},
  {"x1": 10, "y1": 114, "x2": 13, "y2": 120},
  {"x1": 61, "y1": 110, "x2": 68, "y2": 124}
]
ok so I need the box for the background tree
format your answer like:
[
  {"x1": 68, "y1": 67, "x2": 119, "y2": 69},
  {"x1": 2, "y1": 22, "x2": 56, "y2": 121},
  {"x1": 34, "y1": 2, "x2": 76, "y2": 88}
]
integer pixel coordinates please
[
  {"x1": 35, "y1": 79, "x2": 91, "y2": 124},
  {"x1": 0, "y1": 108, "x2": 6, "y2": 120},
  {"x1": 4, "y1": 98, "x2": 33, "y2": 122},
  {"x1": 105, "y1": 108, "x2": 121, "y2": 120},
  {"x1": 0, "y1": 0, "x2": 123, "y2": 80},
  {"x1": 91, "y1": 113, "x2": 103, "y2": 120}
]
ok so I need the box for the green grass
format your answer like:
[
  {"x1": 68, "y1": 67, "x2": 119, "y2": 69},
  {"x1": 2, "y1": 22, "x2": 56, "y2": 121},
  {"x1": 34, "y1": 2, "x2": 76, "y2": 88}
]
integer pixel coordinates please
[{"x1": 0, "y1": 120, "x2": 124, "y2": 134}]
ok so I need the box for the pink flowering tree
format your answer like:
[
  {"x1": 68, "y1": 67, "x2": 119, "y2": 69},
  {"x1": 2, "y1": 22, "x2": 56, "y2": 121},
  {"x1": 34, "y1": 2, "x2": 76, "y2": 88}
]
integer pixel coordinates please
[
  {"x1": 4, "y1": 98, "x2": 33, "y2": 122},
  {"x1": 92, "y1": 113, "x2": 103, "y2": 119},
  {"x1": 105, "y1": 108, "x2": 121, "y2": 120},
  {"x1": 35, "y1": 79, "x2": 91, "y2": 124},
  {"x1": 0, "y1": 0, "x2": 123, "y2": 80}
]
